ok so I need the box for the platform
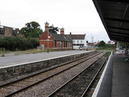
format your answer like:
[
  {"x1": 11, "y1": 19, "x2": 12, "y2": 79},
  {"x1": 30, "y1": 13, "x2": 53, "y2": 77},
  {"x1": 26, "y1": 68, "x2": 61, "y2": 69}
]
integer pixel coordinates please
[
  {"x1": 0, "y1": 50, "x2": 93, "y2": 86},
  {"x1": 0, "y1": 50, "x2": 91, "y2": 68},
  {"x1": 112, "y1": 54, "x2": 129, "y2": 97},
  {"x1": 92, "y1": 53, "x2": 129, "y2": 97}
]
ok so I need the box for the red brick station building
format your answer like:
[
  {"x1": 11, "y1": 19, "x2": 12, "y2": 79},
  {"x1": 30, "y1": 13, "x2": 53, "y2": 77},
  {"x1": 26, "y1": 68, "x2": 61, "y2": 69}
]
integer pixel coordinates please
[{"x1": 39, "y1": 22, "x2": 73, "y2": 49}]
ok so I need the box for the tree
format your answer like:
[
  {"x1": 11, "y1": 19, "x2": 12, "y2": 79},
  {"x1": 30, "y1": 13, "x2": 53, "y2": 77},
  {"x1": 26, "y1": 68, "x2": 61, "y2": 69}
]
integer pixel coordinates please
[
  {"x1": 97, "y1": 41, "x2": 106, "y2": 47},
  {"x1": 20, "y1": 27, "x2": 29, "y2": 37},
  {"x1": 26, "y1": 21, "x2": 40, "y2": 29},
  {"x1": 49, "y1": 26, "x2": 59, "y2": 34},
  {"x1": 20, "y1": 21, "x2": 42, "y2": 38}
]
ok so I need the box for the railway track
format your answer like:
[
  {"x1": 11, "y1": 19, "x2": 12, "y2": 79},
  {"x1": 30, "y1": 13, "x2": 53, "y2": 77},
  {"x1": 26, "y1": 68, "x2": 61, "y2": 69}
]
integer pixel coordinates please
[
  {"x1": 48, "y1": 53, "x2": 108, "y2": 97},
  {"x1": 0, "y1": 51, "x2": 105, "y2": 97}
]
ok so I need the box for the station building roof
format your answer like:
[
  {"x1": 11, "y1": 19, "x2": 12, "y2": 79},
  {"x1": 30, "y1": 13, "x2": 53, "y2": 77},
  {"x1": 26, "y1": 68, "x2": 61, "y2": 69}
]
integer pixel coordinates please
[
  {"x1": 93, "y1": 0, "x2": 129, "y2": 42},
  {"x1": 65, "y1": 34, "x2": 85, "y2": 40},
  {"x1": 50, "y1": 32, "x2": 72, "y2": 42}
]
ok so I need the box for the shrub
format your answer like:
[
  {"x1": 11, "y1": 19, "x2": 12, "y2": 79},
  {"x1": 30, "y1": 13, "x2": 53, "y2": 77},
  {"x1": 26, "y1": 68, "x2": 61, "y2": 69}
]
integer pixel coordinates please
[{"x1": 0, "y1": 37, "x2": 39, "y2": 51}]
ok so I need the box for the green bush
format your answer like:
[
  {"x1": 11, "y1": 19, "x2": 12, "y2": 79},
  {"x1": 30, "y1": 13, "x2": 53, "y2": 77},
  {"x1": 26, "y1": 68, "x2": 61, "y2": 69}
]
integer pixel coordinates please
[{"x1": 0, "y1": 37, "x2": 39, "y2": 51}]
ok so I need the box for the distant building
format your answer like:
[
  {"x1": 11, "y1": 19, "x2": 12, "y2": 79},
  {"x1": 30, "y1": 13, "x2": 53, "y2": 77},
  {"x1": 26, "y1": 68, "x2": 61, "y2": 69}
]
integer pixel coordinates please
[
  {"x1": 0, "y1": 25, "x2": 19, "y2": 37},
  {"x1": 39, "y1": 22, "x2": 72, "y2": 49},
  {"x1": 87, "y1": 43, "x2": 96, "y2": 48},
  {"x1": 107, "y1": 41, "x2": 115, "y2": 44},
  {"x1": 66, "y1": 33, "x2": 86, "y2": 49}
]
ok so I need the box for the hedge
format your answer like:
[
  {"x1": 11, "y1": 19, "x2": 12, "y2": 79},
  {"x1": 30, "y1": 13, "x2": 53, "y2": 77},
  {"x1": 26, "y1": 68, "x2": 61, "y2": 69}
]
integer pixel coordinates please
[{"x1": 0, "y1": 37, "x2": 39, "y2": 51}]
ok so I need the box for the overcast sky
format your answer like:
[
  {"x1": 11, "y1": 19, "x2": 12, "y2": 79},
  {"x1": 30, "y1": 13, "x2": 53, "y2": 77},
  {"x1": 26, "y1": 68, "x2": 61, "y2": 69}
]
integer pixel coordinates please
[{"x1": 0, "y1": 0, "x2": 110, "y2": 42}]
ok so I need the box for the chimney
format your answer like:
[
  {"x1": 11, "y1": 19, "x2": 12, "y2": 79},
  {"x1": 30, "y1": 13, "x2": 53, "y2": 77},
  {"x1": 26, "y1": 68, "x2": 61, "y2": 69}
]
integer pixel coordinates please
[
  {"x1": 60, "y1": 28, "x2": 64, "y2": 34},
  {"x1": 45, "y1": 22, "x2": 49, "y2": 32}
]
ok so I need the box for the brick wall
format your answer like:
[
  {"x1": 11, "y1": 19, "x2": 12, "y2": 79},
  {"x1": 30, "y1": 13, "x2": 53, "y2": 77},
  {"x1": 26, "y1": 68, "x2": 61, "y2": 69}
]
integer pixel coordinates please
[
  {"x1": 40, "y1": 31, "x2": 72, "y2": 49},
  {"x1": 40, "y1": 31, "x2": 54, "y2": 48}
]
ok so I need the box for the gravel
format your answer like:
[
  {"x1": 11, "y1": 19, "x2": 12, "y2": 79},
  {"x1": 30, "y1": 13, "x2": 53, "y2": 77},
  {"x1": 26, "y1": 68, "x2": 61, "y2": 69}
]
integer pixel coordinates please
[{"x1": 12, "y1": 53, "x2": 104, "y2": 97}]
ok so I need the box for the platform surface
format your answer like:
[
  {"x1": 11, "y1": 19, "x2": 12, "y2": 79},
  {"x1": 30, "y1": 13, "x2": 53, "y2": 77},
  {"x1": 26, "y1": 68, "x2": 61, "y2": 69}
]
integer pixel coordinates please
[
  {"x1": 0, "y1": 50, "x2": 91, "y2": 68},
  {"x1": 112, "y1": 54, "x2": 129, "y2": 97}
]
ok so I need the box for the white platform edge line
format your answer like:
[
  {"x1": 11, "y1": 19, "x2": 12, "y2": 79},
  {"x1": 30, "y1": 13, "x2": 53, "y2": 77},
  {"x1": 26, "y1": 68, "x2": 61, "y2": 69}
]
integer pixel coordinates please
[{"x1": 92, "y1": 52, "x2": 113, "y2": 97}]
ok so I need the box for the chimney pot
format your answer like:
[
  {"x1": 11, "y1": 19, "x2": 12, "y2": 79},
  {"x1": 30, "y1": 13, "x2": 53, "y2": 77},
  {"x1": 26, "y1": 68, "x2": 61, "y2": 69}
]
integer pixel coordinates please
[{"x1": 60, "y1": 28, "x2": 64, "y2": 34}]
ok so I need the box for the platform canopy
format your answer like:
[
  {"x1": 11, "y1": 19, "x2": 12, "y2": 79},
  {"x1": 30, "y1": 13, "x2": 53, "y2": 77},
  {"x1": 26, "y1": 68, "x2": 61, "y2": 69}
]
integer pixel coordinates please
[{"x1": 93, "y1": 0, "x2": 129, "y2": 42}]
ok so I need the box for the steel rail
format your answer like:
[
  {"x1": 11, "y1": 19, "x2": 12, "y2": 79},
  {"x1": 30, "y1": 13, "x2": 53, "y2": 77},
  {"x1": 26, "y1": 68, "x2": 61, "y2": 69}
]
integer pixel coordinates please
[
  {"x1": 48, "y1": 53, "x2": 105, "y2": 97},
  {"x1": 4, "y1": 52, "x2": 101, "y2": 97},
  {"x1": 0, "y1": 51, "x2": 96, "y2": 87},
  {"x1": 80, "y1": 57, "x2": 108, "y2": 97}
]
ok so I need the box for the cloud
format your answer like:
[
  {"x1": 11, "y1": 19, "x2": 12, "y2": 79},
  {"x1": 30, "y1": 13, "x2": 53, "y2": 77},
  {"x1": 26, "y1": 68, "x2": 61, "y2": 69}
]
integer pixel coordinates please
[{"x1": 0, "y1": 0, "x2": 109, "y2": 42}]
